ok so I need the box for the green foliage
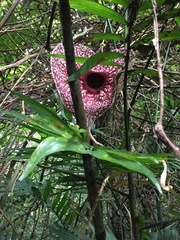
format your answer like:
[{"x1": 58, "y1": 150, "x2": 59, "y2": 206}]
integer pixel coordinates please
[
  {"x1": 0, "y1": 0, "x2": 180, "y2": 239},
  {"x1": 148, "y1": 227, "x2": 179, "y2": 240},
  {"x1": 8, "y1": 92, "x2": 164, "y2": 194}
]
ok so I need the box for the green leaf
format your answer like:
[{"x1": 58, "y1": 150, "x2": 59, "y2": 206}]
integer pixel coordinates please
[
  {"x1": 148, "y1": 228, "x2": 179, "y2": 240},
  {"x1": 56, "y1": 192, "x2": 68, "y2": 213},
  {"x1": 6, "y1": 110, "x2": 76, "y2": 139},
  {"x1": 13, "y1": 91, "x2": 60, "y2": 121},
  {"x1": 92, "y1": 33, "x2": 125, "y2": 42},
  {"x1": 60, "y1": 198, "x2": 71, "y2": 218},
  {"x1": 69, "y1": 0, "x2": 127, "y2": 25},
  {"x1": 51, "y1": 53, "x2": 124, "y2": 67},
  {"x1": 68, "y1": 52, "x2": 124, "y2": 82},
  {"x1": 19, "y1": 136, "x2": 89, "y2": 181},
  {"x1": 132, "y1": 30, "x2": 180, "y2": 47},
  {"x1": 52, "y1": 192, "x2": 62, "y2": 210},
  {"x1": 91, "y1": 146, "x2": 162, "y2": 193},
  {"x1": 43, "y1": 180, "x2": 51, "y2": 202},
  {"x1": 28, "y1": 115, "x2": 76, "y2": 138},
  {"x1": 120, "y1": 68, "x2": 159, "y2": 77},
  {"x1": 105, "y1": 225, "x2": 117, "y2": 240},
  {"x1": 99, "y1": 147, "x2": 159, "y2": 163},
  {"x1": 138, "y1": 0, "x2": 180, "y2": 12},
  {"x1": 175, "y1": 16, "x2": 180, "y2": 27},
  {"x1": 50, "y1": 53, "x2": 88, "y2": 64},
  {"x1": 10, "y1": 93, "x2": 84, "y2": 138},
  {"x1": 134, "y1": 9, "x2": 180, "y2": 31},
  {"x1": 48, "y1": 224, "x2": 92, "y2": 240}
]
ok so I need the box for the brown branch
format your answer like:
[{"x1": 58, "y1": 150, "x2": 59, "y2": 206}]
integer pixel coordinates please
[{"x1": 152, "y1": 0, "x2": 180, "y2": 158}]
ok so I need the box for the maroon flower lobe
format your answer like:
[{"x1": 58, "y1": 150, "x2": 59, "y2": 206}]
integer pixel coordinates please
[{"x1": 50, "y1": 43, "x2": 132, "y2": 130}]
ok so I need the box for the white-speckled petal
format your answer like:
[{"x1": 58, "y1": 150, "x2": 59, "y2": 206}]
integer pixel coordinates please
[{"x1": 51, "y1": 43, "x2": 128, "y2": 128}]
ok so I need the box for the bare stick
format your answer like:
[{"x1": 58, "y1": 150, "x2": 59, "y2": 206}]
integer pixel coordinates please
[{"x1": 152, "y1": 0, "x2": 180, "y2": 158}]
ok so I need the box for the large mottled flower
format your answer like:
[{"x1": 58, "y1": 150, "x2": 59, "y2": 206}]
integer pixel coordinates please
[{"x1": 51, "y1": 43, "x2": 129, "y2": 143}]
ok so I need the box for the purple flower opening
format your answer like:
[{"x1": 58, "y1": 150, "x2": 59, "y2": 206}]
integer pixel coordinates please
[{"x1": 51, "y1": 43, "x2": 133, "y2": 129}]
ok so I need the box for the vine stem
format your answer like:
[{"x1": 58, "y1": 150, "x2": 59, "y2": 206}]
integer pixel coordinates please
[{"x1": 123, "y1": 1, "x2": 140, "y2": 240}]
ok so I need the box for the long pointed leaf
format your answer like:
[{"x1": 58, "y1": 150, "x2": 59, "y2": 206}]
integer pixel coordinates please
[
  {"x1": 68, "y1": 52, "x2": 124, "y2": 82},
  {"x1": 133, "y1": 30, "x2": 180, "y2": 46},
  {"x1": 69, "y1": 0, "x2": 127, "y2": 25},
  {"x1": 13, "y1": 91, "x2": 60, "y2": 121},
  {"x1": 138, "y1": 0, "x2": 180, "y2": 12},
  {"x1": 19, "y1": 136, "x2": 89, "y2": 181},
  {"x1": 91, "y1": 146, "x2": 162, "y2": 193}
]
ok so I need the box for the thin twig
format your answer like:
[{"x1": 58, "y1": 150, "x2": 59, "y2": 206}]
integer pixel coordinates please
[
  {"x1": 152, "y1": 0, "x2": 180, "y2": 158},
  {"x1": 0, "y1": 48, "x2": 45, "y2": 108},
  {"x1": 124, "y1": 1, "x2": 140, "y2": 240}
]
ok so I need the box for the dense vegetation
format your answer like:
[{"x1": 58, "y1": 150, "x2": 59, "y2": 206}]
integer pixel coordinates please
[{"x1": 0, "y1": 0, "x2": 180, "y2": 239}]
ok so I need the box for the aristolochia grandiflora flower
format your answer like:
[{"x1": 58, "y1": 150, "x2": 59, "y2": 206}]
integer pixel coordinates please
[{"x1": 51, "y1": 43, "x2": 129, "y2": 143}]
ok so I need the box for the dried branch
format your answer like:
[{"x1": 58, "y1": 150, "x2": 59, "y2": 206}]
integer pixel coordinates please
[
  {"x1": 152, "y1": 0, "x2": 180, "y2": 158},
  {"x1": 0, "y1": 48, "x2": 45, "y2": 108}
]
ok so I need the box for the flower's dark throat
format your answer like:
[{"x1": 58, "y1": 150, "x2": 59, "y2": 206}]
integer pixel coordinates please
[{"x1": 84, "y1": 72, "x2": 106, "y2": 93}]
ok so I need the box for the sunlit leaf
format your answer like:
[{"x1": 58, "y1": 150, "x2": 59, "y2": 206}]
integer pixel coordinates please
[
  {"x1": 175, "y1": 16, "x2": 180, "y2": 27},
  {"x1": 28, "y1": 115, "x2": 77, "y2": 138},
  {"x1": 6, "y1": 110, "x2": 78, "y2": 139},
  {"x1": 19, "y1": 136, "x2": 89, "y2": 181}
]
